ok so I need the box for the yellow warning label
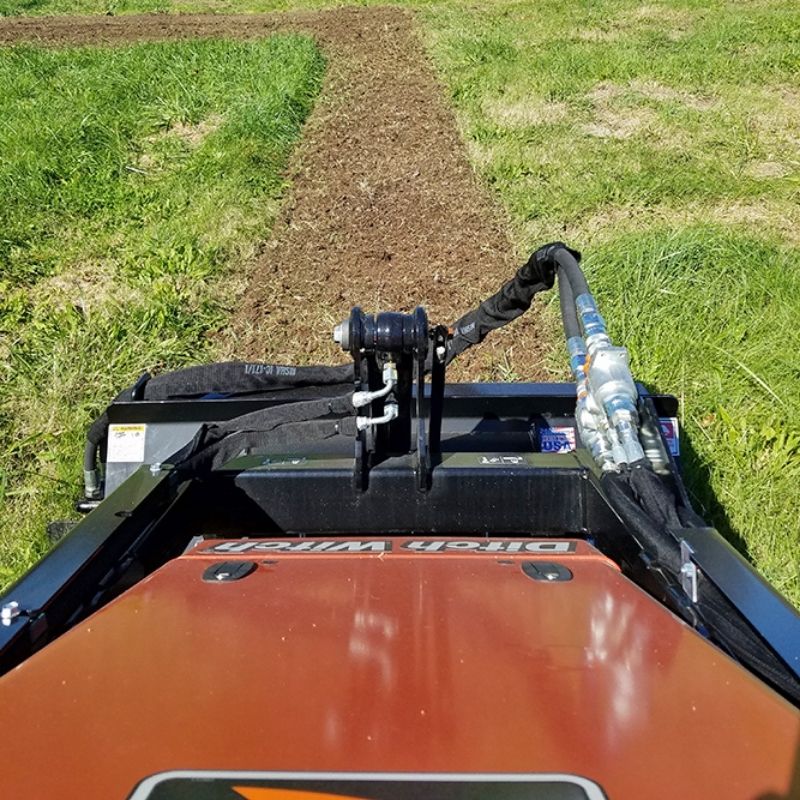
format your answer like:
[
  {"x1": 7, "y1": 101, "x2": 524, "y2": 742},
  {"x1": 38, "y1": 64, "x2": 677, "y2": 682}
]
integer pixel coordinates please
[{"x1": 107, "y1": 423, "x2": 147, "y2": 463}]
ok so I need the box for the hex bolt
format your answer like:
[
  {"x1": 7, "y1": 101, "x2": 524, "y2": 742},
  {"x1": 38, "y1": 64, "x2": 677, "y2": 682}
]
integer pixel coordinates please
[{"x1": 1, "y1": 601, "x2": 21, "y2": 626}]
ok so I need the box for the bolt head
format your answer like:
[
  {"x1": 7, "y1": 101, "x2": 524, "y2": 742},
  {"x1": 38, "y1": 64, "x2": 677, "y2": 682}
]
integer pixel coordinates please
[{"x1": 1, "y1": 601, "x2": 20, "y2": 626}]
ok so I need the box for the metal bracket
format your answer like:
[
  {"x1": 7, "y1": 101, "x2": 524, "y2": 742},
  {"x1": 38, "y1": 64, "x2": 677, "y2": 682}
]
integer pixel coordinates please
[
  {"x1": 335, "y1": 307, "x2": 447, "y2": 492},
  {"x1": 1, "y1": 601, "x2": 39, "y2": 627},
  {"x1": 680, "y1": 539, "x2": 698, "y2": 603},
  {"x1": 1, "y1": 601, "x2": 21, "y2": 627}
]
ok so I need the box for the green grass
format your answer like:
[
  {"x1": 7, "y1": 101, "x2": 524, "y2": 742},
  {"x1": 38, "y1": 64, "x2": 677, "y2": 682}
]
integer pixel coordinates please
[
  {"x1": 425, "y1": 0, "x2": 800, "y2": 602},
  {"x1": 0, "y1": 0, "x2": 798, "y2": 607},
  {"x1": 0, "y1": 36, "x2": 324, "y2": 586}
]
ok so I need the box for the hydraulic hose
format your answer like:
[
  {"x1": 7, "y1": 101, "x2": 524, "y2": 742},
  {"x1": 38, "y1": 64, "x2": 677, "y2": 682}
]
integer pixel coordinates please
[
  {"x1": 445, "y1": 253, "x2": 554, "y2": 365},
  {"x1": 554, "y1": 246, "x2": 590, "y2": 297},
  {"x1": 82, "y1": 409, "x2": 110, "y2": 500},
  {"x1": 83, "y1": 441, "x2": 100, "y2": 499},
  {"x1": 554, "y1": 244, "x2": 645, "y2": 468},
  {"x1": 558, "y1": 270, "x2": 581, "y2": 342}
]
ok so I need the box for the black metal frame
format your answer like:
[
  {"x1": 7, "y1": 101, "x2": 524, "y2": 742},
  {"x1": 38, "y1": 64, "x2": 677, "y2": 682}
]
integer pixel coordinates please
[
  {"x1": 105, "y1": 382, "x2": 678, "y2": 425},
  {"x1": 0, "y1": 468, "x2": 180, "y2": 673},
  {"x1": 1, "y1": 381, "x2": 798, "y2": 703}
]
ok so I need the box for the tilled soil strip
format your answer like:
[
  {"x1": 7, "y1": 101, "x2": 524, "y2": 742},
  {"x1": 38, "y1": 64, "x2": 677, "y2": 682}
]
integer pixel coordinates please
[{"x1": 0, "y1": 7, "x2": 553, "y2": 379}]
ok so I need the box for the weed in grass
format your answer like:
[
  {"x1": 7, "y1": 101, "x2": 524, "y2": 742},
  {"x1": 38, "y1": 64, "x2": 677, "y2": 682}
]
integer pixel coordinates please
[{"x1": 0, "y1": 36, "x2": 324, "y2": 588}]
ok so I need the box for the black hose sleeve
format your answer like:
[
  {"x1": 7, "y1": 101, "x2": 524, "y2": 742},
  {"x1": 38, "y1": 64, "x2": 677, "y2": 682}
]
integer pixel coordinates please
[
  {"x1": 169, "y1": 393, "x2": 355, "y2": 473},
  {"x1": 530, "y1": 241, "x2": 582, "y2": 290},
  {"x1": 184, "y1": 417, "x2": 358, "y2": 473},
  {"x1": 601, "y1": 467, "x2": 684, "y2": 573},
  {"x1": 446, "y1": 242, "x2": 577, "y2": 364},
  {"x1": 139, "y1": 362, "x2": 354, "y2": 400},
  {"x1": 82, "y1": 363, "x2": 354, "y2": 491}
]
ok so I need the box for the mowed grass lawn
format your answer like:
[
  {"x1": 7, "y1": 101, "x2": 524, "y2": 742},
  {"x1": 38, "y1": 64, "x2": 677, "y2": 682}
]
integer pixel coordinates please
[
  {"x1": 0, "y1": 0, "x2": 799, "y2": 606},
  {"x1": 0, "y1": 37, "x2": 324, "y2": 586}
]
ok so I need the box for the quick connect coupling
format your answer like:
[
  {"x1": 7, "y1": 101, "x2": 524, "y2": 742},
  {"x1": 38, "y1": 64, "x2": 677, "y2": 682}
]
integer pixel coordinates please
[
  {"x1": 575, "y1": 294, "x2": 611, "y2": 353},
  {"x1": 578, "y1": 300, "x2": 646, "y2": 467},
  {"x1": 568, "y1": 337, "x2": 618, "y2": 471},
  {"x1": 576, "y1": 397, "x2": 617, "y2": 471},
  {"x1": 588, "y1": 349, "x2": 645, "y2": 465},
  {"x1": 567, "y1": 336, "x2": 587, "y2": 382},
  {"x1": 565, "y1": 279, "x2": 645, "y2": 469}
]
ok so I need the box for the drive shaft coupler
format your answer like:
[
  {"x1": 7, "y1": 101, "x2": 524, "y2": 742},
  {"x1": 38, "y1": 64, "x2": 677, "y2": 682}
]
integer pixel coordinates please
[{"x1": 334, "y1": 307, "x2": 428, "y2": 358}]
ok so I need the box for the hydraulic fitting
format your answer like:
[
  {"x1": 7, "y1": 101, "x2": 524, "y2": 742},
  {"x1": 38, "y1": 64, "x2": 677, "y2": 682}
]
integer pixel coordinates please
[
  {"x1": 356, "y1": 402, "x2": 399, "y2": 431},
  {"x1": 352, "y1": 362, "x2": 397, "y2": 409},
  {"x1": 575, "y1": 294, "x2": 611, "y2": 353},
  {"x1": 567, "y1": 293, "x2": 646, "y2": 467}
]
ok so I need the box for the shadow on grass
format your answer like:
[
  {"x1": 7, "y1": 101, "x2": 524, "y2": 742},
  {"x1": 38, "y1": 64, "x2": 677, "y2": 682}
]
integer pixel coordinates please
[
  {"x1": 679, "y1": 429, "x2": 753, "y2": 563},
  {"x1": 642, "y1": 381, "x2": 752, "y2": 562}
]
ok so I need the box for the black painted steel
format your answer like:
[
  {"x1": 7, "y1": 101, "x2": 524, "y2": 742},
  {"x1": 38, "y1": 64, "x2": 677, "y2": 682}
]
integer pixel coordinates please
[
  {"x1": 216, "y1": 455, "x2": 599, "y2": 536},
  {"x1": 681, "y1": 526, "x2": 800, "y2": 676},
  {"x1": 0, "y1": 467, "x2": 181, "y2": 674}
]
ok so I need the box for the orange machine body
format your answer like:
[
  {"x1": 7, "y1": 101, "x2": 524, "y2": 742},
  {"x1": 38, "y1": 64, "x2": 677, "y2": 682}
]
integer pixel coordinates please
[{"x1": 1, "y1": 537, "x2": 797, "y2": 799}]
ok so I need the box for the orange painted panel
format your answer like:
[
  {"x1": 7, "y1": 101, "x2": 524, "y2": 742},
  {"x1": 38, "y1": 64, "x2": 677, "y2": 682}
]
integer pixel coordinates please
[{"x1": 0, "y1": 539, "x2": 797, "y2": 799}]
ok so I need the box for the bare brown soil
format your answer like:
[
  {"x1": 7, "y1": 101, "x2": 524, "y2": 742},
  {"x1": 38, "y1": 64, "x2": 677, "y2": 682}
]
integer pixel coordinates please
[{"x1": 0, "y1": 7, "x2": 554, "y2": 380}]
